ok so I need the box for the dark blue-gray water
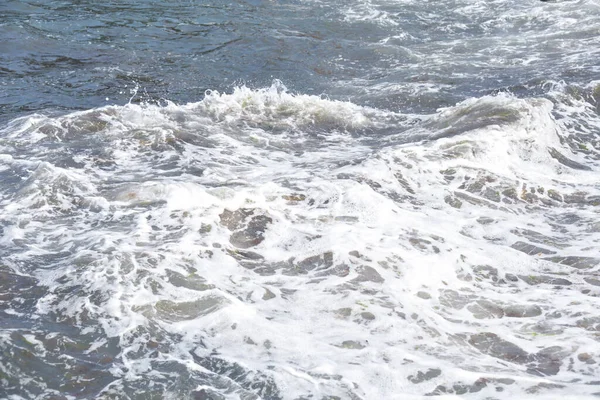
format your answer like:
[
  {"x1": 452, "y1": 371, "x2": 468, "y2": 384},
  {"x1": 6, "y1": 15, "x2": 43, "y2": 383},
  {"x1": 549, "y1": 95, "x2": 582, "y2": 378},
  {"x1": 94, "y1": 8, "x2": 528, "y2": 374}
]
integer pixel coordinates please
[
  {"x1": 1, "y1": 1, "x2": 600, "y2": 399},
  {"x1": 3, "y1": 0, "x2": 598, "y2": 119}
]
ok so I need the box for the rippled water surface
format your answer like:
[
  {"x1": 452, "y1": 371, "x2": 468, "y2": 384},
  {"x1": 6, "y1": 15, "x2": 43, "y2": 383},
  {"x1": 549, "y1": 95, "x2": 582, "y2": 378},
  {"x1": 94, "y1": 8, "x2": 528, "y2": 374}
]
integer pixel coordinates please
[{"x1": 1, "y1": 1, "x2": 600, "y2": 399}]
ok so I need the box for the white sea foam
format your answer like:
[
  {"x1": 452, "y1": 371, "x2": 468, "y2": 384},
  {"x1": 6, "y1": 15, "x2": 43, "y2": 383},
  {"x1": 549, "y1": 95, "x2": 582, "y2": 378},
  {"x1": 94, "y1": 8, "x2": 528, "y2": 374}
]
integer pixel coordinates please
[
  {"x1": 1, "y1": 84, "x2": 599, "y2": 399},
  {"x1": 343, "y1": 0, "x2": 400, "y2": 27}
]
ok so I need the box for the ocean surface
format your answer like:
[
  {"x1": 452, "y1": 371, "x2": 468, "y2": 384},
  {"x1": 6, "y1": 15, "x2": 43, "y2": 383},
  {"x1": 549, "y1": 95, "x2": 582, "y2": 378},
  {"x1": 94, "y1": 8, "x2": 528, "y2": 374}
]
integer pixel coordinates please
[{"x1": 1, "y1": 0, "x2": 600, "y2": 399}]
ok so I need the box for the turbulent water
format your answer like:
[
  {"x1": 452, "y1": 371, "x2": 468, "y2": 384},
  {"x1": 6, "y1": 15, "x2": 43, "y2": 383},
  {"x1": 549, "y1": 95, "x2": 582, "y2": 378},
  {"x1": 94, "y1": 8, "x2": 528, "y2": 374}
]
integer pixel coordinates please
[{"x1": 1, "y1": 0, "x2": 600, "y2": 399}]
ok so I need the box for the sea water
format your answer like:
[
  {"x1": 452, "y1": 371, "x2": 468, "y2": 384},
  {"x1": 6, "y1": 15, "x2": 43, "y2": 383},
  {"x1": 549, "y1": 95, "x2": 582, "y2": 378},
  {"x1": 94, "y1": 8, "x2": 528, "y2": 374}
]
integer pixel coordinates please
[{"x1": 1, "y1": 0, "x2": 600, "y2": 399}]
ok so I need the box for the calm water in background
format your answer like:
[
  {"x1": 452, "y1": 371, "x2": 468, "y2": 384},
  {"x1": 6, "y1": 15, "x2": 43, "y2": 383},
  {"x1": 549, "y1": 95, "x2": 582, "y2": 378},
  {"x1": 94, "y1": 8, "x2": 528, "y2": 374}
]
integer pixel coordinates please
[
  {"x1": 1, "y1": 0, "x2": 600, "y2": 399},
  {"x1": 3, "y1": 0, "x2": 598, "y2": 118}
]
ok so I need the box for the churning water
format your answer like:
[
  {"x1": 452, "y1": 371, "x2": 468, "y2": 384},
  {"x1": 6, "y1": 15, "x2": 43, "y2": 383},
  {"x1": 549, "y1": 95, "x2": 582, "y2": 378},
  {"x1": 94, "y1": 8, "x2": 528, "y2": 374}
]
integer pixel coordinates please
[{"x1": 1, "y1": 0, "x2": 600, "y2": 399}]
